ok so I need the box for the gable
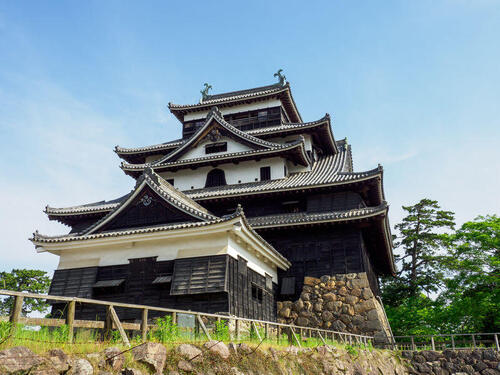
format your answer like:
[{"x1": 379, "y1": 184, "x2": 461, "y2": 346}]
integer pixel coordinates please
[
  {"x1": 97, "y1": 186, "x2": 199, "y2": 233},
  {"x1": 160, "y1": 109, "x2": 280, "y2": 164}
]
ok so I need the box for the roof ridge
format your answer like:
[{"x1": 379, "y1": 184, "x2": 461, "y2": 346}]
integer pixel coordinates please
[{"x1": 168, "y1": 84, "x2": 288, "y2": 109}]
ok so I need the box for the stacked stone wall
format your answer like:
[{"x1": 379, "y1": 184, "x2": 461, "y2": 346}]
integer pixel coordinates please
[
  {"x1": 403, "y1": 349, "x2": 500, "y2": 374},
  {"x1": 277, "y1": 272, "x2": 392, "y2": 342}
]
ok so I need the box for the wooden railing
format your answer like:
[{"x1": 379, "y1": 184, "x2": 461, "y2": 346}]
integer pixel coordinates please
[
  {"x1": 0, "y1": 290, "x2": 373, "y2": 348},
  {"x1": 391, "y1": 333, "x2": 500, "y2": 351}
]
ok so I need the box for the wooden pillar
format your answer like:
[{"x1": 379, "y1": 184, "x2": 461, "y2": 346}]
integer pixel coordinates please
[
  {"x1": 494, "y1": 334, "x2": 499, "y2": 352},
  {"x1": 431, "y1": 336, "x2": 435, "y2": 351},
  {"x1": 472, "y1": 334, "x2": 476, "y2": 348},
  {"x1": 172, "y1": 312, "x2": 177, "y2": 325},
  {"x1": 66, "y1": 300, "x2": 76, "y2": 343},
  {"x1": 411, "y1": 336, "x2": 416, "y2": 351},
  {"x1": 264, "y1": 323, "x2": 269, "y2": 340},
  {"x1": 451, "y1": 335, "x2": 455, "y2": 350},
  {"x1": 141, "y1": 308, "x2": 148, "y2": 342}
]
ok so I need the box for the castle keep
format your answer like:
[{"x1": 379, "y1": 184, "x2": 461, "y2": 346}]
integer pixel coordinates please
[{"x1": 32, "y1": 74, "x2": 394, "y2": 338}]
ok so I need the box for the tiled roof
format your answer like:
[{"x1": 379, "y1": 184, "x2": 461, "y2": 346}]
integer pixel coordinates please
[
  {"x1": 248, "y1": 204, "x2": 388, "y2": 229},
  {"x1": 185, "y1": 151, "x2": 382, "y2": 200},
  {"x1": 115, "y1": 139, "x2": 184, "y2": 155},
  {"x1": 46, "y1": 146, "x2": 380, "y2": 216},
  {"x1": 33, "y1": 206, "x2": 291, "y2": 269},
  {"x1": 33, "y1": 216, "x2": 234, "y2": 243},
  {"x1": 81, "y1": 168, "x2": 217, "y2": 235},
  {"x1": 247, "y1": 115, "x2": 330, "y2": 136},
  {"x1": 45, "y1": 195, "x2": 129, "y2": 216},
  {"x1": 169, "y1": 84, "x2": 286, "y2": 109},
  {"x1": 121, "y1": 140, "x2": 309, "y2": 173},
  {"x1": 168, "y1": 82, "x2": 302, "y2": 123}
]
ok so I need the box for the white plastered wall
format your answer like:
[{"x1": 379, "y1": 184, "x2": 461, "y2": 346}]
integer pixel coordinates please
[
  {"x1": 159, "y1": 156, "x2": 286, "y2": 191},
  {"x1": 53, "y1": 229, "x2": 278, "y2": 281}
]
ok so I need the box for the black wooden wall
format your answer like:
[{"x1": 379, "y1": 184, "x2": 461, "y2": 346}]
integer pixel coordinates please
[
  {"x1": 49, "y1": 254, "x2": 276, "y2": 322},
  {"x1": 262, "y1": 226, "x2": 379, "y2": 301}
]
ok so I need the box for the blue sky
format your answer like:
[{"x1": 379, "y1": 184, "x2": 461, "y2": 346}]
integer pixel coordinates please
[{"x1": 1, "y1": 1, "x2": 499, "y2": 273}]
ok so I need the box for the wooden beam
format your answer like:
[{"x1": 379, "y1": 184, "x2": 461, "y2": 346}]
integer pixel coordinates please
[
  {"x1": 108, "y1": 305, "x2": 130, "y2": 347},
  {"x1": 290, "y1": 326, "x2": 301, "y2": 347},
  {"x1": 251, "y1": 321, "x2": 262, "y2": 341}
]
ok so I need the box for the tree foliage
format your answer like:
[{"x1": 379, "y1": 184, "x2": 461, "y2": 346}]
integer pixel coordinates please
[
  {"x1": 382, "y1": 200, "x2": 500, "y2": 335},
  {"x1": 0, "y1": 269, "x2": 51, "y2": 315}
]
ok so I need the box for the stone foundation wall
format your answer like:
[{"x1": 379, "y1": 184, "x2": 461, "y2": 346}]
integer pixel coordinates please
[
  {"x1": 277, "y1": 272, "x2": 392, "y2": 342},
  {"x1": 403, "y1": 349, "x2": 500, "y2": 374}
]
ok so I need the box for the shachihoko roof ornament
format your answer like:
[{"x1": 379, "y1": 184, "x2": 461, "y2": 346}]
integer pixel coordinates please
[
  {"x1": 200, "y1": 83, "x2": 212, "y2": 102},
  {"x1": 274, "y1": 69, "x2": 286, "y2": 86}
]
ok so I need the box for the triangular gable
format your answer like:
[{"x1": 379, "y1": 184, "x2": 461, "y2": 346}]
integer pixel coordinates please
[
  {"x1": 156, "y1": 107, "x2": 282, "y2": 163},
  {"x1": 83, "y1": 168, "x2": 217, "y2": 235}
]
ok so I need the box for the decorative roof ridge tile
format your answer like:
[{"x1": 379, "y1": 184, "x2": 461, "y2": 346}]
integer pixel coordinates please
[
  {"x1": 121, "y1": 139, "x2": 306, "y2": 170},
  {"x1": 168, "y1": 84, "x2": 288, "y2": 109}
]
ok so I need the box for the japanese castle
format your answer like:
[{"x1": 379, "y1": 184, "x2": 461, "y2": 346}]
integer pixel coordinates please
[{"x1": 32, "y1": 72, "x2": 395, "y2": 326}]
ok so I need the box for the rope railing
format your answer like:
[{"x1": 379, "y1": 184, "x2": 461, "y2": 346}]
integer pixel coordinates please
[{"x1": 0, "y1": 290, "x2": 373, "y2": 348}]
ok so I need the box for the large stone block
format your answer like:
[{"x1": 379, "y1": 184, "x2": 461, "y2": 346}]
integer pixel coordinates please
[{"x1": 304, "y1": 276, "x2": 320, "y2": 286}]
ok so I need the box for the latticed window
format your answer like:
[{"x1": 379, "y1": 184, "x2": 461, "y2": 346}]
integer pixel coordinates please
[
  {"x1": 260, "y1": 166, "x2": 271, "y2": 181},
  {"x1": 205, "y1": 168, "x2": 226, "y2": 187}
]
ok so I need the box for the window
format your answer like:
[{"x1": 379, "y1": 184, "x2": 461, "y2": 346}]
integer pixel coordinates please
[
  {"x1": 251, "y1": 284, "x2": 263, "y2": 302},
  {"x1": 166, "y1": 178, "x2": 174, "y2": 186},
  {"x1": 205, "y1": 142, "x2": 227, "y2": 154},
  {"x1": 205, "y1": 169, "x2": 226, "y2": 187},
  {"x1": 260, "y1": 166, "x2": 271, "y2": 181},
  {"x1": 280, "y1": 277, "x2": 296, "y2": 295},
  {"x1": 265, "y1": 273, "x2": 273, "y2": 290}
]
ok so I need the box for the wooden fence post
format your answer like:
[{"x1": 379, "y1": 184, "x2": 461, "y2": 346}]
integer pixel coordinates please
[
  {"x1": 9, "y1": 295, "x2": 24, "y2": 324},
  {"x1": 235, "y1": 319, "x2": 240, "y2": 341},
  {"x1": 264, "y1": 323, "x2": 269, "y2": 340},
  {"x1": 494, "y1": 334, "x2": 499, "y2": 352},
  {"x1": 141, "y1": 308, "x2": 148, "y2": 342},
  {"x1": 451, "y1": 335, "x2": 455, "y2": 350},
  {"x1": 66, "y1": 300, "x2": 76, "y2": 343},
  {"x1": 172, "y1": 312, "x2": 177, "y2": 325},
  {"x1": 411, "y1": 336, "x2": 416, "y2": 351},
  {"x1": 431, "y1": 336, "x2": 435, "y2": 351},
  {"x1": 472, "y1": 334, "x2": 476, "y2": 348},
  {"x1": 103, "y1": 305, "x2": 113, "y2": 340},
  {"x1": 8, "y1": 295, "x2": 24, "y2": 339}
]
